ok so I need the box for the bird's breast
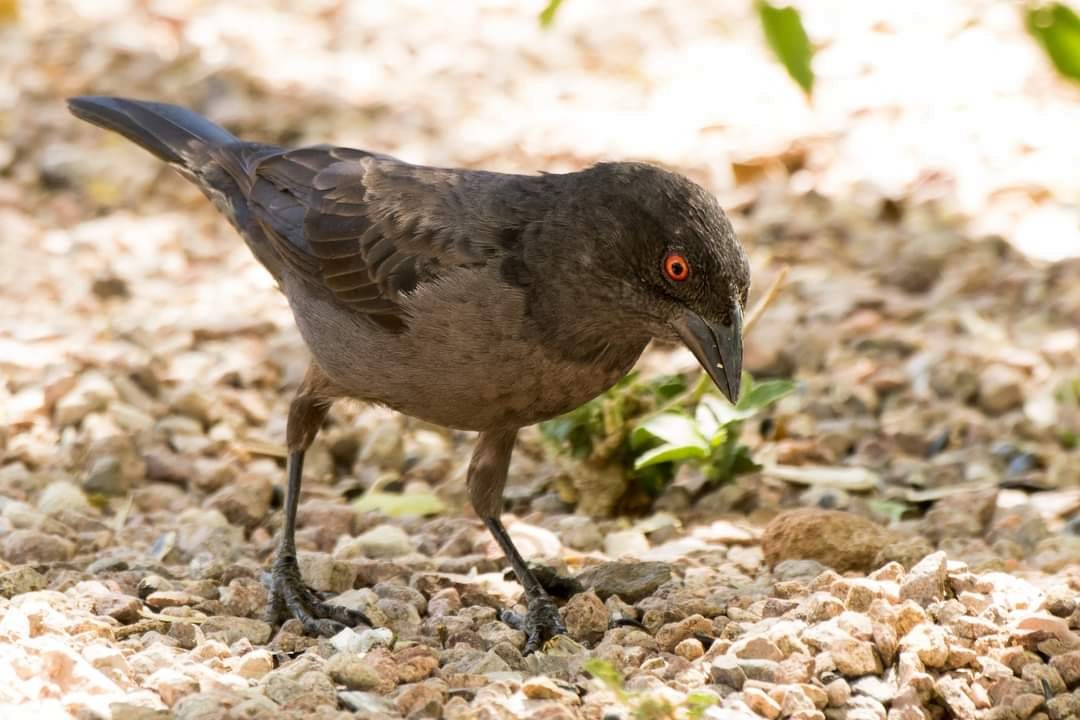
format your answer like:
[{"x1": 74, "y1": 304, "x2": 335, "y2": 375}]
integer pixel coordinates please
[{"x1": 286, "y1": 273, "x2": 645, "y2": 431}]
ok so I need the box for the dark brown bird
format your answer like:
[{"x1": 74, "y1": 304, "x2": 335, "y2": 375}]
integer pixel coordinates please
[{"x1": 67, "y1": 96, "x2": 750, "y2": 652}]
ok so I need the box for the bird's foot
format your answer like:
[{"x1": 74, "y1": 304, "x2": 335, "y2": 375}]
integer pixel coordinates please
[
  {"x1": 266, "y1": 556, "x2": 370, "y2": 637},
  {"x1": 502, "y1": 564, "x2": 583, "y2": 599},
  {"x1": 501, "y1": 594, "x2": 567, "y2": 654}
]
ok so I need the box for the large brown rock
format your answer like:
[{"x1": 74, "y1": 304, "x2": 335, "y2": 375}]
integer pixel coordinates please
[{"x1": 762, "y1": 509, "x2": 895, "y2": 574}]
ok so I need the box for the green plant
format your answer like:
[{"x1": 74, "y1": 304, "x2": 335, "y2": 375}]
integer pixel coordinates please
[
  {"x1": 755, "y1": 1, "x2": 815, "y2": 96},
  {"x1": 540, "y1": 370, "x2": 794, "y2": 499},
  {"x1": 1027, "y1": 3, "x2": 1080, "y2": 83},
  {"x1": 540, "y1": 1, "x2": 1080, "y2": 97},
  {"x1": 582, "y1": 658, "x2": 720, "y2": 719}
]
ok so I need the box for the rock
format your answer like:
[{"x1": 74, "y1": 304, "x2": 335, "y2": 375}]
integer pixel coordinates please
[
  {"x1": 521, "y1": 676, "x2": 580, "y2": 704},
  {"x1": 378, "y1": 597, "x2": 423, "y2": 640},
  {"x1": 394, "y1": 679, "x2": 448, "y2": 717},
  {"x1": 331, "y1": 626, "x2": 395, "y2": 654},
  {"x1": 168, "y1": 622, "x2": 198, "y2": 650},
  {"x1": 326, "y1": 649, "x2": 397, "y2": 693},
  {"x1": 899, "y1": 551, "x2": 948, "y2": 606},
  {"x1": 773, "y1": 559, "x2": 830, "y2": 581},
  {"x1": 1021, "y1": 663, "x2": 1066, "y2": 696},
  {"x1": 711, "y1": 655, "x2": 747, "y2": 689},
  {"x1": 1, "y1": 529, "x2": 75, "y2": 563},
  {"x1": 675, "y1": 637, "x2": 705, "y2": 660},
  {"x1": 145, "y1": 667, "x2": 199, "y2": 707},
  {"x1": 260, "y1": 655, "x2": 338, "y2": 707},
  {"x1": 109, "y1": 703, "x2": 171, "y2": 720},
  {"x1": 1046, "y1": 693, "x2": 1080, "y2": 720},
  {"x1": 603, "y1": 530, "x2": 649, "y2": 558},
  {"x1": 832, "y1": 638, "x2": 883, "y2": 677},
  {"x1": 205, "y1": 476, "x2": 272, "y2": 529},
  {"x1": 93, "y1": 592, "x2": 143, "y2": 624},
  {"x1": 0, "y1": 565, "x2": 47, "y2": 597},
  {"x1": 1050, "y1": 650, "x2": 1080, "y2": 688},
  {"x1": 175, "y1": 509, "x2": 244, "y2": 558},
  {"x1": 934, "y1": 675, "x2": 978, "y2": 720},
  {"x1": 201, "y1": 616, "x2": 272, "y2": 645},
  {"x1": 428, "y1": 587, "x2": 461, "y2": 618},
  {"x1": 393, "y1": 645, "x2": 440, "y2": 683},
  {"x1": 145, "y1": 591, "x2": 203, "y2": 609},
  {"x1": 744, "y1": 687, "x2": 782, "y2": 719},
  {"x1": 219, "y1": 577, "x2": 268, "y2": 617},
  {"x1": 1009, "y1": 693, "x2": 1045, "y2": 719},
  {"x1": 55, "y1": 372, "x2": 117, "y2": 426},
  {"x1": 374, "y1": 582, "x2": 427, "y2": 614},
  {"x1": 297, "y1": 551, "x2": 358, "y2": 593},
  {"x1": 574, "y1": 561, "x2": 672, "y2": 602},
  {"x1": 762, "y1": 509, "x2": 893, "y2": 573},
  {"x1": 656, "y1": 614, "x2": 713, "y2": 652},
  {"x1": 338, "y1": 523, "x2": 412, "y2": 560},
  {"x1": 800, "y1": 592, "x2": 845, "y2": 623},
  {"x1": 297, "y1": 499, "x2": 357, "y2": 549},
  {"x1": 824, "y1": 677, "x2": 851, "y2": 707},
  {"x1": 556, "y1": 516, "x2": 604, "y2": 552},
  {"x1": 733, "y1": 636, "x2": 784, "y2": 662},
  {"x1": 560, "y1": 590, "x2": 609, "y2": 644},
  {"x1": 978, "y1": 364, "x2": 1025, "y2": 415},
  {"x1": 900, "y1": 624, "x2": 950, "y2": 669},
  {"x1": 82, "y1": 456, "x2": 131, "y2": 496},
  {"x1": 37, "y1": 480, "x2": 91, "y2": 516},
  {"x1": 340, "y1": 690, "x2": 398, "y2": 716}
]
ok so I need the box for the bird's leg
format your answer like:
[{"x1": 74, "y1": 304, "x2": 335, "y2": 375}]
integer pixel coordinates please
[
  {"x1": 470, "y1": 430, "x2": 566, "y2": 654},
  {"x1": 267, "y1": 366, "x2": 370, "y2": 637}
]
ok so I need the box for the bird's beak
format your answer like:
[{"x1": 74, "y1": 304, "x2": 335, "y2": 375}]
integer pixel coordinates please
[{"x1": 673, "y1": 305, "x2": 743, "y2": 403}]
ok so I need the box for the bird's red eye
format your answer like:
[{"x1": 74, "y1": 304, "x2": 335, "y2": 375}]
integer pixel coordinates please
[{"x1": 663, "y1": 254, "x2": 690, "y2": 282}]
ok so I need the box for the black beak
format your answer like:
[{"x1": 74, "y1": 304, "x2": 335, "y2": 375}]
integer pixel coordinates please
[{"x1": 673, "y1": 305, "x2": 743, "y2": 403}]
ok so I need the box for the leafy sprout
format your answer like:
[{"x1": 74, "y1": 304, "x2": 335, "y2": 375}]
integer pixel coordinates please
[{"x1": 540, "y1": 370, "x2": 795, "y2": 504}]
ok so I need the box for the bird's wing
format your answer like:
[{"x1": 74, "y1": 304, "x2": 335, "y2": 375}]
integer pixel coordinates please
[{"x1": 233, "y1": 145, "x2": 506, "y2": 331}]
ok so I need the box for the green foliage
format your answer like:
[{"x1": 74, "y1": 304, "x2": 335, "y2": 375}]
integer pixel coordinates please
[
  {"x1": 539, "y1": 0, "x2": 564, "y2": 28},
  {"x1": 755, "y1": 1, "x2": 815, "y2": 96},
  {"x1": 540, "y1": 372, "x2": 687, "y2": 460},
  {"x1": 683, "y1": 691, "x2": 720, "y2": 720},
  {"x1": 583, "y1": 658, "x2": 719, "y2": 719},
  {"x1": 1027, "y1": 3, "x2": 1080, "y2": 82},
  {"x1": 353, "y1": 490, "x2": 445, "y2": 517},
  {"x1": 540, "y1": 371, "x2": 794, "y2": 501}
]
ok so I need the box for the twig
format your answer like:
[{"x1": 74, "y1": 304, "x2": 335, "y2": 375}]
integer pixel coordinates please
[{"x1": 744, "y1": 265, "x2": 789, "y2": 335}]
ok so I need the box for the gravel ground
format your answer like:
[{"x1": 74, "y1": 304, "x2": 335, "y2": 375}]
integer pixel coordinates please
[{"x1": 2, "y1": 1, "x2": 1079, "y2": 719}]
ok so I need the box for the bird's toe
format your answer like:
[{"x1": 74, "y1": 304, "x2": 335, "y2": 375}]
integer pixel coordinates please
[
  {"x1": 514, "y1": 595, "x2": 566, "y2": 655},
  {"x1": 267, "y1": 558, "x2": 369, "y2": 637}
]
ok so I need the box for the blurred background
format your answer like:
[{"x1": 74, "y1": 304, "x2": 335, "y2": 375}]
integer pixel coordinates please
[
  {"x1": 2, "y1": 0, "x2": 1080, "y2": 539},
  {"x1": 1, "y1": 0, "x2": 1080, "y2": 714}
]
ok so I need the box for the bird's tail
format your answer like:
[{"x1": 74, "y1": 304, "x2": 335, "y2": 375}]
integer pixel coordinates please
[{"x1": 66, "y1": 96, "x2": 238, "y2": 168}]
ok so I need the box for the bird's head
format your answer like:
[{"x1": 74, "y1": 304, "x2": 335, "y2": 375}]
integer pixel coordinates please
[{"x1": 556, "y1": 162, "x2": 750, "y2": 403}]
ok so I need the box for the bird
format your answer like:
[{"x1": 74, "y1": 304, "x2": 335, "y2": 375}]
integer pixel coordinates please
[{"x1": 67, "y1": 96, "x2": 750, "y2": 653}]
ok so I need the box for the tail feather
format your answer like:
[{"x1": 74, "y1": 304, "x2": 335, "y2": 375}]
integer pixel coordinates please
[{"x1": 67, "y1": 96, "x2": 238, "y2": 167}]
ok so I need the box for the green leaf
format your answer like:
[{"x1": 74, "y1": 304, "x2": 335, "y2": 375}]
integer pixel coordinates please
[
  {"x1": 697, "y1": 394, "x2": 753, "y2": 429},
  {"x1": 634, "y1": 442, "x2": 710, "y2": 470},
  {"x1": 353, "y1": 491, "x2": 445, "y2": 518},
  {"x1": 736, "y1": 378, "x2": 796, "y2": 412},
  {"x1": 1027, "y1": 3, "x2": 1080, "y2": 82},
  {"x1": 869, "y1": 499, "x2": 910, "y2": 523},
  {"x1": 539, "y1": 0, "x2": 565, "y2": 28},
  {"x1": 729, "y1": 446, "x2": 762, "y2": 476},
  {"x1": 684, "y1": 691, "x2": 720, "y2": 720},
  {"x1": 583, "y1": 657, "x2": 625, "y2": 692},
  {"x1": 631, "y1": 413, "x2": 708, "y2": 451},
  {"x1": 756, "y1": 1, "x2": 815, "y2": 96}
]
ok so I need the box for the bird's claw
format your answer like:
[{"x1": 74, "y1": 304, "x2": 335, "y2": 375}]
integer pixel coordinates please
[
  {"x1": 266, "y1": 557, "x2": 370, "y2": 637},
  {"x1": 501, "y1": 595, "x2": 566, "y2": 654}
]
